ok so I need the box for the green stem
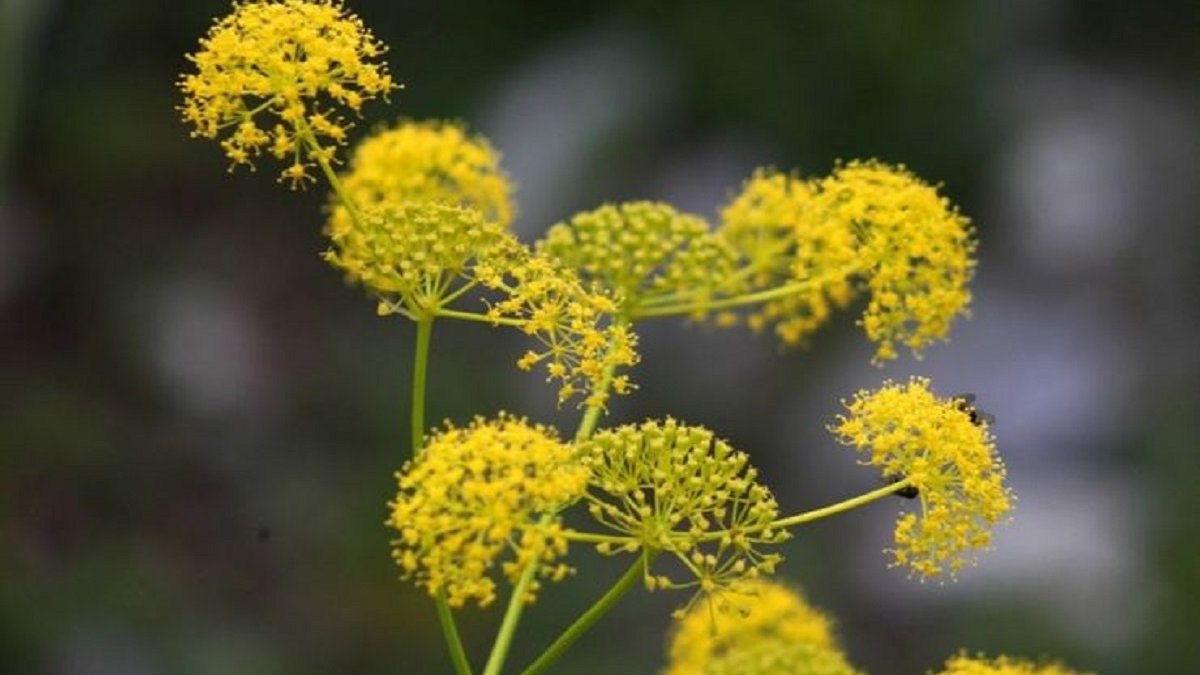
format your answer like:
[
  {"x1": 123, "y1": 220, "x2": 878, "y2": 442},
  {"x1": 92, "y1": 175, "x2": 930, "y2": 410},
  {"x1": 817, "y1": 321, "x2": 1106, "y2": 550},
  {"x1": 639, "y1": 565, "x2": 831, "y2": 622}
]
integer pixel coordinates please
[
  {"x1": 410, "y1": 317, "x2": 434, "y2": 456},
  {"x1": 482, "y1": 554, "x2": 540, "y2": 675},
  {"x1": 518, "y1": 553, "x2": 653, "y2": 675},
  {"x1": 297, "y1": 123, "x2": 366, "y2": 231},
  {"x1": 408, "y1": 316, "x2": 473, "y2": 675},
  {"x1": 629, "y1": 278, "x2": 825, "y2": 319},
  {"x1": 434, "y1": 307, "x2": 526, "y2": 328}
]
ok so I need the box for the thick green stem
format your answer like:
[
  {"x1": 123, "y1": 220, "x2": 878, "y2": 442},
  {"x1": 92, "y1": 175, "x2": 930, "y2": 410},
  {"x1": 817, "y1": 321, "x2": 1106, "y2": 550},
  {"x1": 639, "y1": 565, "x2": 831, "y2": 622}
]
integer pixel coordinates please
[
  {"x1": 519, "y1": 552, "x2": 652, "y2": 675},
  {"x1": 410, "y1": 317, "x2": 473, "y2": 675},
  {"x1": 482, "y1": 555, "x2": 540, "y2": 675},
  {"x1": 410, "y1": 317, "x2": 434, "y2": 456}
]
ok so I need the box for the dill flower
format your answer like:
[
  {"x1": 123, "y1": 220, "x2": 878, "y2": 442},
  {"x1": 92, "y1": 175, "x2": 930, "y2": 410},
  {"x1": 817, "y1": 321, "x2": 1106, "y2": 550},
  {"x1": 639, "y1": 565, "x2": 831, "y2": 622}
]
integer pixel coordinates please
[
  {"x1": 831, "y1": 377, "x2": 1013, "y2": 579},
  {"x1": 581, "y1": 419, "x2": 788, "y2": 596},
  {"x1": 936, "y1": 652, "x2": 1091, "y2": 675},
  {"x1": 539, "y1": 202, "x2": 738, "y2": 314},
  {"x1": 180, "y1": 0, "x2": 396, "y2": 186},
  {"x1": 716, "y1": 169, "x2": 857, "y2": 344},
  {"x1": 329, "y1": 119, "x2": 514, "y2": 238},
  {"x1": 487, "y1": 250, "x2": 639, "y2": 408},
  {"x1": 387, "y1": 414, "x2": 588, "y2": 608},
  {"x1": 324, "y1": 201, "x2": 514, "y2": 313},
  {"x1": 812, "y1": 160, "x2": 975, "y2": 361}
]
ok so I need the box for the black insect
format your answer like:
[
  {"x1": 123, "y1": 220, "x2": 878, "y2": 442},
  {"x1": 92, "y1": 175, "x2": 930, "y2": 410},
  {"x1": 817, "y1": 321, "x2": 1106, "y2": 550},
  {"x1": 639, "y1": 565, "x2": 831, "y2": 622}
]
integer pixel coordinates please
[
  {"x1": 884, "y1": 393, "x2": 996, "y2": 500},
  {"x1": 951, "y1": 393, "x2": 996, "y2": 427}
]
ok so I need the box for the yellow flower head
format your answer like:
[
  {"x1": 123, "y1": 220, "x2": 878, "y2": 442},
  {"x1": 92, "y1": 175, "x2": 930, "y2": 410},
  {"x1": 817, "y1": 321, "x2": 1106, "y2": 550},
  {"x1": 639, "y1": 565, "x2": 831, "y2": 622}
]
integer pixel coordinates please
[
  {"x1": 487, "y1": 250, "x2": 639, "y2": 408},
  {"x1": 717, "y1": 169, "x2": 858, "y2": 344},
  {"x1": 831, "y1": 378, "x2": 1013, "y2": 580},
  {"x1": 323, "y1": 201, "x2": 514, "y2": 312},
  {"x1": 812, "y1": 160, "x2": 975, "y2": 361},
  {"x1": 180, "y1": 0, "x2": 396, "y2": 185},
  {"x1": 388, "y1": 414, "x2": 588, "y2": 608},
  {"x1": 539, "y1": 202, "x2": 737, "y2": 313},
  {"x1": 581, "y1": 419, "x2": 788, "y2": 596},
  {"x1": 665, "y1": 579, "x2": 860, "y2": 675},
  {"x1": 936, "y1": 652, "x2": 1091, "y2": 675},
  {"x1": 330, "y1": 120, "x2": 514, "y2": 237}
]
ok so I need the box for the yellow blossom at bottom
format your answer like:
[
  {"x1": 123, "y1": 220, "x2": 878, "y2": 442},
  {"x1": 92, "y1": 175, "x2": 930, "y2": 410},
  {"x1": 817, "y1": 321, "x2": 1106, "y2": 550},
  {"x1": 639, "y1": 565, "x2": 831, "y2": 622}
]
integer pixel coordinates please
[
  {"x1": 936, "y1": 652, "x2": 1091, "y2": 675},
  {"x1": 387, "y1": 414, "x2": 587, "y2": 608},
  {"x1": 665, "y1": 579, "x2": 859, "y2": 675}
]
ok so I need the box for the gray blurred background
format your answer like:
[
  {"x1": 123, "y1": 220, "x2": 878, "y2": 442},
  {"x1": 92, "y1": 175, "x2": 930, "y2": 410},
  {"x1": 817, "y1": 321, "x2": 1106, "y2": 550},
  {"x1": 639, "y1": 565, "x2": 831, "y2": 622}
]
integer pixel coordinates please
[{"x1": 2, "y1": 1, "x2": 1199, "y2": 673}]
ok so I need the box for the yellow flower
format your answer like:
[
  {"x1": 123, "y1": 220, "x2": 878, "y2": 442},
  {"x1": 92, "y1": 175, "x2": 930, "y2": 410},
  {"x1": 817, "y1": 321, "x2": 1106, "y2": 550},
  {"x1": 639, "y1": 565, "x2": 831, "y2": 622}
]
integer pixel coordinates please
[
  {"x1": 330, "y1": 119, "x2": 514, "y2": 237},
  {"x1": 717, "y1": 169, "x2": 857, "y2": 345},
  {"x1": 323, "y1": 201, "x2": 514, "y2": 312},
  {"x1": 831, "y1": 377, "x2": 1013, "y2": 580},
  {"x1": 487, "y1": 250, "x2": 639, "y2": 408},
  {"x1": 539, "y1": 202, "x2": 738, "y2": 314},
  {"x1": 387, "y1": 414, "x2": 588, "y2": 608},
  {"x1": 179, "y1": 0, "x2": 396, "y2": 185},
  {"x1": 935, "y1": 652, "x2": 1091, "y2": 675},
  {"x1": 581, "y1": 419, "x2": 788, "y2": 596},
  {"x1": 665, "y1": 579, "x2": 860, "y2": 675},
  {"x1": 812, "y1": 160, "x2": 975, "y2": 361}
]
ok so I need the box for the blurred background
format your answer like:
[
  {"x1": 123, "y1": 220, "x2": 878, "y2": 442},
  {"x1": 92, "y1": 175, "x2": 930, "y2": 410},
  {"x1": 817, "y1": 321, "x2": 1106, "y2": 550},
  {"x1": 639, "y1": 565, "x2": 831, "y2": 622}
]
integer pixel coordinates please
[{"x1": 3, "y1": 0, "x2": 1199, "y2": 673}]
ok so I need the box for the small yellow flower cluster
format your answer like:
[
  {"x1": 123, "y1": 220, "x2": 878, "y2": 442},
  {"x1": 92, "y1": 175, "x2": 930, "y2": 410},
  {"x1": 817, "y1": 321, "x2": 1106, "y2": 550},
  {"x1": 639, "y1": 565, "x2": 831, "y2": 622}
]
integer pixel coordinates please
[
  {"x1": 487, "y1": 251, "x2": 639, "y2": 407},
  {"x1": 936, "y1": 653, "x2": 1090, "y2": 675},
  {"x1": 813, "y1": 161, "x2": 975, "y2": 361},
  {"x1": 665, "y1": 580, "x2": 859, "y2": 675},
  {"x1": 832, "y1": 377, "x2": 1013, "y2": 579},
  {"x1": 717, "y1": 169, "x2": 857, "y2": 344},
  {"x1": 538, "y1": 202, "x2": 738, "y2": 313},
  {"x1": 324, "y1": 201, "x2": 513, "y2": 313},
  {"x1": 387, "y1": 414, "x2": 588, "y2": 608},
  {"x1": 581, "y1": 419, "x2": 788, "y2": 595},
  {"x1": 714, "y1": 162, "x2": 973, "y2": 360},
  {"x1": 330, "y1": 120, "x2": 514, "y2": 237},
  {"x1": 179, "y1": 0, "x2": 395, "y2": 186}
]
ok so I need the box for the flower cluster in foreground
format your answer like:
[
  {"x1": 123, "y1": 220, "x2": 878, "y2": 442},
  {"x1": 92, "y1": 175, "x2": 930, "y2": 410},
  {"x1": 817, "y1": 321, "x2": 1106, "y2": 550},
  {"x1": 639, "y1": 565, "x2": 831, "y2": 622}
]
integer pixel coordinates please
[
  {"x1": 387, "y1": 414, "x2": 587, "y2": 608},
  {"x1": 832, "y1": 377, "x2": 1014, "y2": 579}
]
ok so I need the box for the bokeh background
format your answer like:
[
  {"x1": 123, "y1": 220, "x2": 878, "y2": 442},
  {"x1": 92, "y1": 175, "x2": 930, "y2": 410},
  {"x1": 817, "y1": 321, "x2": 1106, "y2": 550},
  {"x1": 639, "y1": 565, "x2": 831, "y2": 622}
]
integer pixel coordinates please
[{"x1": 3, "y1": 1, "x2": 1199, "y2": 673}]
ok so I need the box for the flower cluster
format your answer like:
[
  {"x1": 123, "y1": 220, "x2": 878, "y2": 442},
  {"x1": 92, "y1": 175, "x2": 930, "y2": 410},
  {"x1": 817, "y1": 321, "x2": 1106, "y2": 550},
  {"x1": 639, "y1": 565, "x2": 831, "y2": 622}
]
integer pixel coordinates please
[
  {"x1": 811, "y1": 160, "x2": 975, "y2": 361},
  {"x1": 665, "y1": 580, "x2": 858, "y2": 675},
  {"x1": 580, "y1": 419, "x2": 788, "y2": 596},
  {"x1": 179, "y1": 0, "x2": 396, "y2": 186},
  {"x1": 936, "y1": 653, "x2": 1090, "y2": 675},
  {"x1": 387, "y1": 414, "x2": 588, "y2": 608},
  {"x1": 487, "y1": 251, "x2": 639, "y2": 407},
  {"x1": 538, "y1": 201, "x2": 738, "y2": 314},
  {"x1": 323, "y1": 201, "x2": 513, "y2": 313},
  {"x1": 329, "y1": 119, "x2": 514, "y2": 237},
  {"x1": 831, "y1": 377, "x2": 1013, "y2": 579},
  {"x1": 716, "y1": 169, "x2": 858, "y2": 344}
]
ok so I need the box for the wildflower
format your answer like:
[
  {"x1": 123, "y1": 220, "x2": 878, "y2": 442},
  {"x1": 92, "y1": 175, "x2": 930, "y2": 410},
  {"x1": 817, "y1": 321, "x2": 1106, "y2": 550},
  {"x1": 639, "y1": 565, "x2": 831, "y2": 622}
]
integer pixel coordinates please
[
  {"x1": 323, "y1": 201, "x2": 514, "y2": 313},
  {"x1": 179, "y1": 0, "x2": 395, "y2": 183},
  {"x1": 936, "y1": 652, "x2": 1091, "y2": 675},
  {"x1": 487, "y1": 250, "x2": 638, "y2": 408},
  {"x1": 665, "y1": 579, "x2": 860, "y2": 675},
  {"x1": 329, "y1": 119, "x2": 514, "y2": 238},
  {"x1": 811, "y1": 160, "x2": 975, "y2": 361},
  {"x1": 716, "y1": 169, "x2": 857, "y2": 344},
  {"x1": 831, "y1": 377, "x2": 1013, "y2": 579},
  {"x1": 539, "y1": 202, "x2": 738, "y2": 314},
  {"x1": 581, "y1": 419, "x2": 788, "y2": 596},
  {"x1": 387, "y1": 414, "x2": 588, "y2": 608}
]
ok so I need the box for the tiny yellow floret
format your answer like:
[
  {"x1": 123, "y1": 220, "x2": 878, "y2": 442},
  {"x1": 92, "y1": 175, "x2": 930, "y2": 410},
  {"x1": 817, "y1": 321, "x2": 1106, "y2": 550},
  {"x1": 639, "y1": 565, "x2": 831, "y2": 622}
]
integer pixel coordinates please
[
  {"x1": 832, "y1": 377, "x2": 1013, "y2": 580},
  {"x1": 387, "y1": 414, "x2": 587, "y2": 608}
]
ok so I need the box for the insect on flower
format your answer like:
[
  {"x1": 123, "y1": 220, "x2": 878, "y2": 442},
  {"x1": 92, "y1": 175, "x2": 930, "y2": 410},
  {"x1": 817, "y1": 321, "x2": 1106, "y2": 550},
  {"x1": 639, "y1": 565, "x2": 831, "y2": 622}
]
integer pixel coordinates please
[{"x1": 883, "y1": 393, "x2": 995, "y2": 501}]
